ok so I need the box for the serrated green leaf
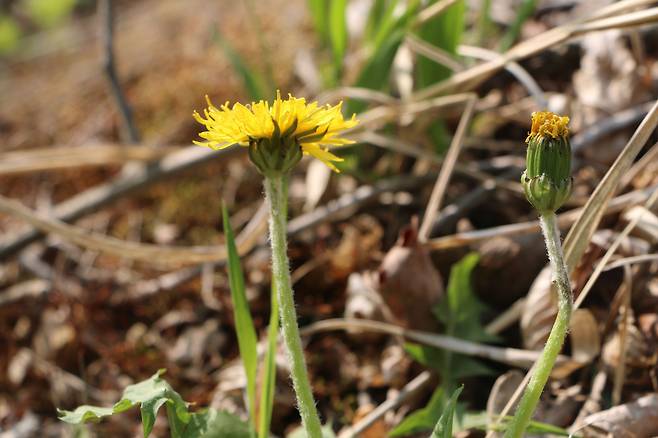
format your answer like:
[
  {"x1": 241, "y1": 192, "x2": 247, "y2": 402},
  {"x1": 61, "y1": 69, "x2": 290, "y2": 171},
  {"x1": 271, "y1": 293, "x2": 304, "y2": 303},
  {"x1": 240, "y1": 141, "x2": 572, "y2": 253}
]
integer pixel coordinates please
[
  {"x1": 58, "y1": 370, "x2": 191, "y2": 438},
  {"x1": 222, "y1": 204, "x2": 258, "y2": 432},
  {"x1": 431, "y1": 386, "x2": 463, "y2": 438},
  {"x1": 258, "y1": 283, "x2": 279, "y2": 438},
  {"x1": 142, "y1": 397, "x2": 169, "y2": 437},
  {"x1": 183, "y1": 409, "x2": 252, "y2": 438},
  {"x1": 57, "y1": 406, "x2": 115, "y2": 424}
]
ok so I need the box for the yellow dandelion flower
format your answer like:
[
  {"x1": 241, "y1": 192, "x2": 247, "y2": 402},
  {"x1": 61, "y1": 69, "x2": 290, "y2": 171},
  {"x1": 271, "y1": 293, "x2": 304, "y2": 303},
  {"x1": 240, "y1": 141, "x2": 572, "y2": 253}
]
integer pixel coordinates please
[
  {"x1": 193, "y1": 91, "x2": 359, "y2": 174},
  {"x1": 526, "y1": 111, "x2": 569, "y2": 141}
]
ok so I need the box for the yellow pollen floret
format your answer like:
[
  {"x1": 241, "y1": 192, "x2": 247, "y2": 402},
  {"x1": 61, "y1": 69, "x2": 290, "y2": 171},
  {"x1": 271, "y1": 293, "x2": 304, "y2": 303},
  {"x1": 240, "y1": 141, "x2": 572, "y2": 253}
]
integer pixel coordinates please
[
  {"x1": 193, "y1": 91, "x2": 359, "y2": 171},
  {"x1": 527, "y1": 111, "x2": 570, "y2": 142}
]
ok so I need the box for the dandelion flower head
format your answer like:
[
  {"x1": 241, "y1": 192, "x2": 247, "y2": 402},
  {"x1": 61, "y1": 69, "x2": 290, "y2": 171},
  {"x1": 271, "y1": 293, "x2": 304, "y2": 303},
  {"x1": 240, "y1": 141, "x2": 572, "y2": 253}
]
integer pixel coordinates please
[
  {"x1": 527, "y1": 111, "x2": 570, "y2": 142},
  {"x1": 193, "y1": 92, "x2": 359, "y2": 172}
]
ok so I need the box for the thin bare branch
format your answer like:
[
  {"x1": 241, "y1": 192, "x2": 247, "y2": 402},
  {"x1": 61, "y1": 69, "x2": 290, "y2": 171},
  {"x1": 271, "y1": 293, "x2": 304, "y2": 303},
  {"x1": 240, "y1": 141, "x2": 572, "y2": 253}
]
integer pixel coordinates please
[
  {"x1": 337, "y1": 371, "x2": 432, "y2": 438},
  {"x1": 425, "y1": 184, "x2": 657, "y2": 251},
  {"x1": 418, "y1": 96, "x2": 476, "y2": 241},
  {"x1": 99, "y1": 0, "x2": 140, "y2": 143},
  {"x1": 0, "y1": 144, "x2": 177, "y2": 175},
  {"x1": 300, "y1": 318, "x2": 574, "y2": 370},
  {"x1": 458, "y1": 44, "x2": 547, "y2": 108},
  {"x1": 0, "y1": 146, "x2": 239, "y2": 261}
]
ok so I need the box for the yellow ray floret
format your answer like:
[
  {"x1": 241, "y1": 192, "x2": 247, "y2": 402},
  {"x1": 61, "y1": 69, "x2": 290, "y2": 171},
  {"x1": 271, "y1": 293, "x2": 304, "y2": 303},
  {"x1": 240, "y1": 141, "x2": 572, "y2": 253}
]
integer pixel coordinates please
[
  {"x1": 193, "y1": 92, "x2": 359, "y2": 171},
  {"x1": 527, "y1": 111, "x2": 570, "y2": 141}
]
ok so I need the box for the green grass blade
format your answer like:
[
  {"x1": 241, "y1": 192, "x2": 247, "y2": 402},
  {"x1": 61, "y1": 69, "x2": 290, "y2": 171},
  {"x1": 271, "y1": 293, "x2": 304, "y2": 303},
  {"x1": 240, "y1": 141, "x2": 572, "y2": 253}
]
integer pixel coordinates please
[
  {"x1": 364, "y1": 0, "x2": 389, "y2": 44},
  {"x1": 415, "y1": 0, "x2": 465, "y2": 88},
  {"x1": 372, "y1": 0, "x2": 407, "y2": 51},
  {"x1": 477, "y1": 0, "x2": 494, "y2": 44},
  {"x1": 222, "y1": 204, "x2": 259, "y2": 433},
  {"x1": 499, "y1": 0, "x2": 536, "y2": 50},
  {"x1": 307, "y1": 0, "x2": 329, "y2": 45},
  {"x1": 212, "y1": 30, "x2": 267, "y2": 101},
  {"x1": 345, "y1": 1, "x2": 419, "y2": 114},
  {"x1": 244, "y1": 0, "x2": 276, "y2": 93},
  {"x1": 430, "y1": 386, "x2": 463, "y2": 438},
  {"x1": 258, "y1": 284, "x2": 279, "y2": 438},
  {"x1": 329, "y1": 0, "x2": 348, "y2": 76}
]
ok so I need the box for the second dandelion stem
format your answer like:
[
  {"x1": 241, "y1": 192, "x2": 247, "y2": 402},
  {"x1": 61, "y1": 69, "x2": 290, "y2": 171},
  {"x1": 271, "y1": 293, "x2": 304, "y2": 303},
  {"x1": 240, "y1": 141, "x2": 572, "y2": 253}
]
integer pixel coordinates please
[
  {"x1": 504, "y1": 212, "x2": 573, "y2": 437},
  {"x1": 264, "y1": 174, "x2": 323, "y2": 438}
]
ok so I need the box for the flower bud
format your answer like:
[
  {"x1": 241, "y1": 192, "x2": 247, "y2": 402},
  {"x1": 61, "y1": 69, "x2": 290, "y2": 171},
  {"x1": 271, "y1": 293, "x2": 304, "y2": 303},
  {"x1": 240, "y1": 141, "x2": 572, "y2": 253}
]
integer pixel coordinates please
[{"x1": 521, "y1": 111, "x2": 572, "y2": 214}]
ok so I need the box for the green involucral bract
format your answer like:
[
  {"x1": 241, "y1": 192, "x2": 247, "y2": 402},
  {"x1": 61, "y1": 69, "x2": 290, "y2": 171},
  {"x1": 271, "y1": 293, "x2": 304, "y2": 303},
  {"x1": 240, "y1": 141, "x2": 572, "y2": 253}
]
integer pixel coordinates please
[{"x1": 521, "y1": 113, "x2": 572, "y2": 214}]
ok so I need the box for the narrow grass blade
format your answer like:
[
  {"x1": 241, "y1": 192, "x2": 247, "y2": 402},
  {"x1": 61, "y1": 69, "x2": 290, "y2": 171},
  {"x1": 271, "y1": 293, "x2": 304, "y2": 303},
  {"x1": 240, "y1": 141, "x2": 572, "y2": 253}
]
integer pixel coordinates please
[
  {"x1": 212, "y1": 30, "x2": 266, "y2": 101},
  {"x1": 346, "y1": 1, "x2": 419, "y2": 114},
  {"x1": 329, "y1": 0, "x2": 348, "y2": 76},
  {"x1": 431, "y1": 385, "x2": 463, "y2": 438},
  {"x1": 416, "y1": 0, "x2": 465, "y2": 88},
  {"x1": 477, "y1": 0, "x2": 494, "y2": 44},
  {"x1": 222, "y1": 204, "x2": 259, "y2": 432},
  {"x1": 307, "y1": 0, "x2": 329, "y2": 44},
  {"x1": 258, "y1": 284, "x2": 279, "y2": 438},
  {"x1": 365, "y1": 0, "x2": 389, "y2": 44},
  {"x1": 500, "y1": 0, "x2": 537, "y2": 50},
  {"x1": 563, "y1": 100, "x2": 658, "y2": 274}
]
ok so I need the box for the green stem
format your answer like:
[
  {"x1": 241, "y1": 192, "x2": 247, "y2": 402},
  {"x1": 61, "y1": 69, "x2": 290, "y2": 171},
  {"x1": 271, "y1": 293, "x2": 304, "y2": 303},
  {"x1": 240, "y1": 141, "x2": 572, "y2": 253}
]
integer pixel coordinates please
[
  {"x1": 264, "y1": 174, "x2": 323, "y2": 438},
  {"x1": 504, "y1": 213, "x2": 573, "y2": 438}
]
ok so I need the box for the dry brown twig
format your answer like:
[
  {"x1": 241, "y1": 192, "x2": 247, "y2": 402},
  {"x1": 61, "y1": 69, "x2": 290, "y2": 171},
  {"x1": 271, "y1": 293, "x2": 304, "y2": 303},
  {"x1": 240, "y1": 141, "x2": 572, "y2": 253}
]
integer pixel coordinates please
[
  {"x1": 425, "y1": 184, "x2": 657, "y2": 251},
  {"x1": 418, "y1": 96, "x2": 476, "y2": 241},
  {"x1": 301, "y1": 318, "x2": 575, "y2": 371},
  {"x1": 337, "y1": 371, "x2": 433, "y2": 438},
  {"x1": 99, "y1": 0, "x2": 140, "y2": 143},
  {"x1": 0, "y1": 144, "x2": 178, "y2": 175},
  {"x1": 412, "y1": 2, "x2": 658, "y2": 100}
]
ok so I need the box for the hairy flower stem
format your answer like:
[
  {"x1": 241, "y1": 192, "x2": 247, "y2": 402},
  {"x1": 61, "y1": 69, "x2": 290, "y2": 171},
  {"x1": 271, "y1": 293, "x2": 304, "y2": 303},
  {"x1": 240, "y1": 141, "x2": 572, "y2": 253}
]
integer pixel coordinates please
[
  {"x1": 264, "y1": 174, "x2": 323, "y2": 438},
  {"x1": 505, "y1": 212, "x2": 573, "y2": 438}
]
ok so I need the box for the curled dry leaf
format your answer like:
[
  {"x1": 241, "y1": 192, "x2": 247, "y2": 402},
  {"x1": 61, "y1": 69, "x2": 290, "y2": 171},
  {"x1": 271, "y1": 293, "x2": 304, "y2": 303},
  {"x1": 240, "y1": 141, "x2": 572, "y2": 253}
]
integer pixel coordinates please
[
  {"x1": 622, "y1": 206, "x2": 658, "y2": 244},
  {"x1": 602, "y1": 319, "x2": 651, "y2": 373},
  {"x1": 376, "y1": 222, "x2": 444, "y2": 332},
  {"x1": 549, "y1": 309, "x2": 602, "y2": 379},
  {"x1": 486, "y1": 370, "x2": 524, "y2": 421},
  {"x1": 582, "y1": 393, "x2": 658, "y2": 437},
  {"x1": 487, "y1": 370, "x2": 580, "y2": 429},
  {"x1": 344, "y1": 272, "x2": 393, "y2": 336},
  {"x1": 476, "y1": 233, "x2": 546, "y2": 305},
  {"x1": 522, "y1": 226, "x2": 649, "y2": 351},
  {"x1": 303, "y1": 159, "x2": 332, "y2": 212},
  {"x1": 330, "y1": 216, "x2": 383, "y2": 279},
  {"x1": 573, "y1": 30, "x2": 646, "y2": 164},
  {"x1": 520, "y1": 266, "x2": 556, "y2": 351},
  {"x1": 351, "y1": 403, "x2": 390, "y2": 438},
  {"x1": 569, "y1": 309, "x2": 601, "y2": 364}
]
